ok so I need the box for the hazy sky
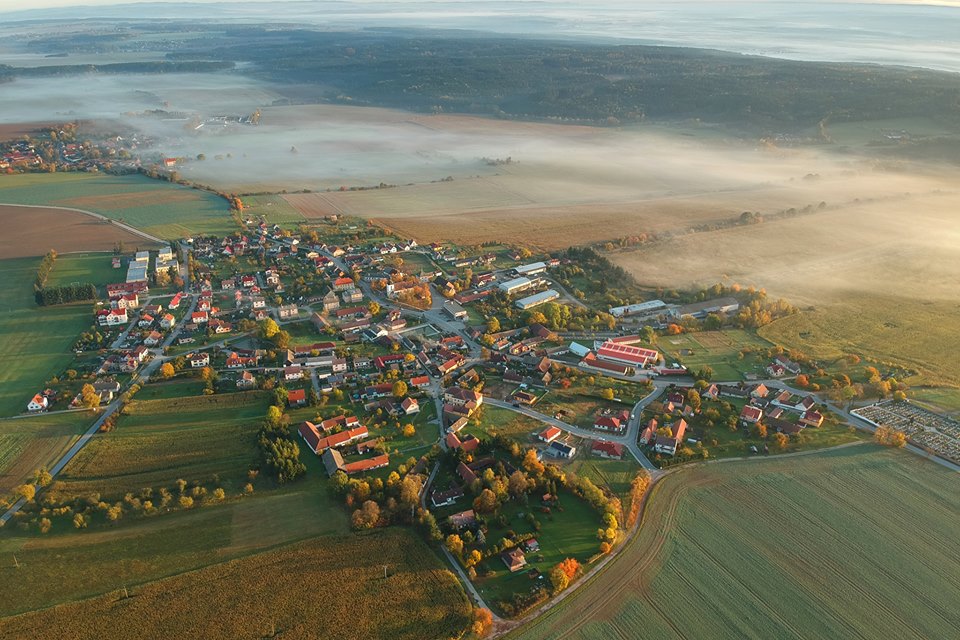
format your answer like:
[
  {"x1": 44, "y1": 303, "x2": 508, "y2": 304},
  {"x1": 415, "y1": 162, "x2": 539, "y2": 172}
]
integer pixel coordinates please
[{"x1": 3, "y1": 0, "x2": 959, "y2": 11}]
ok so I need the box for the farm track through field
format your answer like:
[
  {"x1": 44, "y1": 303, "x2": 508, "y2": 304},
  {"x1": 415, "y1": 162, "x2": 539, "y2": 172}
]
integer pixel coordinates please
[{"x1": 0, "y1": 202, "x2": 165, "y2": 245}]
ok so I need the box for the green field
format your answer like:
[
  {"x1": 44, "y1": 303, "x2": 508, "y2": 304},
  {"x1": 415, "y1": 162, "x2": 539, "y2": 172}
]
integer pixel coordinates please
[
  {"x1": 659, "y1": 329, "x2": 774, "y2": 381},
  {"x1": 44, "y1": 252, "x2": 119, "y2": 294},
  {"x1": 0, "y1": 256, "x2": 97, "y2": 417},
  {"x1": 467, "y1": 406, "x2": 546, "y2": 442},
  {"x1": 566, "y1": 455, "x2": 641, "y2": 515},
  {"x1": 0, "y1": 412, "x2": 92, "y2": 497},
  {"x1": 474, "y1": 490, "x2": 605, "y2": 609},
  {"x1": 0, "y1": 173, "x2": 235, "y2": 239},
  {"x1": 509, "y1": 445, "x2": 960, "y2": 639},
  {"x1": 52, "y1": 392, "x2": 272, "y2": 499},
  {"x1": 0, "y1": 528, "x2": 471, "y2": 640}
]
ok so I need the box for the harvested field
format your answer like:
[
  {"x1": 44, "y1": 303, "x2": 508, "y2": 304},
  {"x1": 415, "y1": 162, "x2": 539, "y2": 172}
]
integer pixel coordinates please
[
  {"x1": 0, "y1": 173, "x2": 234, "y2": 239},
  {"x1": 509, "y1": 445, "x2": 960, "y2": 640},
  {"x1": 0, "y1": 204, "x2": 151, "y2": 259},
  {"x1": 0, "y1": 528, "x2": 471, "y2": 640},
  {"x1": 0, "y1": 122, "x2": 54, "y2": 140}
]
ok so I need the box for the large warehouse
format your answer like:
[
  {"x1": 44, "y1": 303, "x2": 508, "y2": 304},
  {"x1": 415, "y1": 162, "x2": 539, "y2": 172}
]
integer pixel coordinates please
[{"x1": 596, "y1": 340, "x2": 659, "y2": 368}]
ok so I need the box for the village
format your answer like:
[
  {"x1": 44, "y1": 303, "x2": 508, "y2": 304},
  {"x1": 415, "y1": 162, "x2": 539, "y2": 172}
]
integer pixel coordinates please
[{"x1": 11, "y1": 202, "x2": 933, "y2": 619}]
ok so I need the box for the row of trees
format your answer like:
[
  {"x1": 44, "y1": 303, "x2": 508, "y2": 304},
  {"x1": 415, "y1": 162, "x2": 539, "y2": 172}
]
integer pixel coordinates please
[{"x1": 34, "y1": 282, "x2": 97, "y2": 306}]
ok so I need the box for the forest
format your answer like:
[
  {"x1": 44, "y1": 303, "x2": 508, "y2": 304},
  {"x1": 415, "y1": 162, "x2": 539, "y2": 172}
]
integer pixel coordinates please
[{"x1": 159, "y1": 27, "x2": 960, "y2": 132}]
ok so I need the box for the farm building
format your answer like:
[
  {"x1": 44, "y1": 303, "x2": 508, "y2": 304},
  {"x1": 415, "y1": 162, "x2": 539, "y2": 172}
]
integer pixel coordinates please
[
  {"x1": 592, "y1": 441, "x2": 624, "y2": 459},
  {"x1": 515, "y1": 289, "x2": 560, "y2": 310}
]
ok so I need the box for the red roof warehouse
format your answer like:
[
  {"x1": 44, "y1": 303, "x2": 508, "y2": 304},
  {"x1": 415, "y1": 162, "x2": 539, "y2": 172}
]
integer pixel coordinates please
[{"x1": 596, "y1": 341, "x2": 659, "y2": 367}]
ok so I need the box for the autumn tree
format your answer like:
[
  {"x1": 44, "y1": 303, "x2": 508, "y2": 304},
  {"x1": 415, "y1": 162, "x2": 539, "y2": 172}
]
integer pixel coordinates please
[
  {"x1": 402, "y1": 423, "x2": 416, "y2": 438},
  {"x1": 773, "y1": 432, "x2": 789, "y2": 450},
  {"x1": 259, "y1": 318, "x2": 280, "y2": 340},
  {"x1": 471, "y1": 608, "x2": 494, "y2": 637},
  {"x1": 392, "y1": 380, "x2": 408, "y2": 398},
  {"x1": 473, "y1": 488, "x2": 499, "y2": 514},
  {"x1": 159, "y1": 362, "x2": 175, "y2": 379},
  {"x1": 15, "y1": 484, "x2": 36, "y2": 501},
  {"x1": 549, "y1": 565, "x2": 570, "y2": 593},
  {"x1": 508, "y1": 470, "x2": 530, "y2": 498},
  {"x1": 599, "y1": 388, "x2": 615, "y2": 401},
  {"x1": 351, "y1": 500, "x2": 381, "y2": 529},
  {"x1": 445, "y1": 533, "x2": 464, "y2": 556},
  {"x1": 521, "y1": 448, "x2": 544, "y2": 475}
]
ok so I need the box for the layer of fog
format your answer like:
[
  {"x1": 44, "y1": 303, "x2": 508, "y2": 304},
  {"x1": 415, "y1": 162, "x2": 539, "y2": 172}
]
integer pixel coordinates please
[
  {"x1": 1, "y1": 71, "x2": 954, "y2": 199},
  {"x1": 3, "y1": 1, "x2": 960, "y2": 73}
]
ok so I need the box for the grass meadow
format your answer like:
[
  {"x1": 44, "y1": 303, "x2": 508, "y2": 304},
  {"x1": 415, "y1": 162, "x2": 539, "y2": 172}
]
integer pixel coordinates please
[
  {"x1": 0, "y1": 173, "x2": 235, "y2": 239},
  {"x1": 508, "y1": 445, "x2": 960, "y2": 639}
]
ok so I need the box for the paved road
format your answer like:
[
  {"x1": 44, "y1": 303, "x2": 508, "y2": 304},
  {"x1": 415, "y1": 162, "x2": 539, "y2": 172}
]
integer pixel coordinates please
[{"x1": 483, "y1": 391, "x2": 661, "y2": 471}]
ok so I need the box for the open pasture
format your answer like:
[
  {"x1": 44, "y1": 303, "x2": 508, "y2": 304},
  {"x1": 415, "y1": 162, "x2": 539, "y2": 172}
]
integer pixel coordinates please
[
  {"x1": 509, "y1": 445, "x2": 960, "y2": 640},
  {"x1": 0, "y1": 173, "x2": 234, "y2": 239}
]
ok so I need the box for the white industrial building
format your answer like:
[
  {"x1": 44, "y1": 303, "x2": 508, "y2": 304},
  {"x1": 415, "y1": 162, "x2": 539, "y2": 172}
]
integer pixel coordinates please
[
  {"x1": 498, "y1": 276, "x2": 534, "y2": 295},
  {"x1": 515, "y1": 289, "x2": 559, "y2": 310},
  {"x1": 514, "y1": 261, "x2": 547, "y2": 276},
  {"x1": 609, "y1": 299, "x2": 669, "y2": 318}
]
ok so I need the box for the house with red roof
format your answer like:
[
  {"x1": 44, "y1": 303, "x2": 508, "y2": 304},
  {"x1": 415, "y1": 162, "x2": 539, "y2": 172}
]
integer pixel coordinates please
[
  {"x1": 740, "y1": 405, "x2": 764, "y2": 425},
  {"x1": 640, "y1": 418, "x2": 658, "y2": 444},
  {"x1": 592, "y1": 440, "x2": 624, "y2": 460},
  {"x1": 653, "y1": 419, "x2": 688, "y2": 456},
  {"x1": 287, "y1": 389, "x2": 307, "y2": 407},
  {"x1": 300, "y1": 424, "x2": 368, "y2": 455},
  {"x1": 539, "y1": 426, "x2": 562, "y2": 443}
]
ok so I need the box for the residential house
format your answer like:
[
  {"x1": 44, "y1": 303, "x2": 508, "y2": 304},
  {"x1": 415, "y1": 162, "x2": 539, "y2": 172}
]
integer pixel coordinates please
[
  {"x1": 501, "y1": 548, "x2": 527, "y2": 573},
  {"x1": 143, "y1": 331, "x2": 163, "y2": 347},
  {"x1": 237, "y1": 371, "x2": 257, "y2": 389},
  {"x1": 160, "y1": 313, "x2": 176, "y2": 329},
  {"x1": 96, "y1": 308, "x2": 129, "y2": 326},
  {"x1": 189, "y1": 353, "x2": 210, "y2": 368},
  {"x1": 27, "y1": 393, "x2": 48, "y2": 412},
  {"x1": 653, "y1": 419, "x2": 688, "y2": 456},
  {"x1": 800, "y1": 410, "x2": 824, "y2": 428},
  {"x1": 283, "y1": 366, "x2": 303, "y2": 381},
  {"x1": 639, "y1": 418, "x2": 658, "y2": 445},
  {"x1": 430, "y1": 487, "x2": 464, "y2": 508},
  {"x1": 740, "y1": 405, "x2": 764, "y2": 426},
  {"x1": 546, "y1": 441, "x2": 576, "y2": 459},
  {"x1": 400, "y1": 397, "x2": 420, "y2": 415},
  {"x1": 592, "y1": 440, "x2": 624, "y2": 460},
  {"x1": 539, "y1": 426, "x2": 562, "y2": 443},
  {"x1": 287, "y1": 389, "x2": 307, "y2": 407},
  {"x1": 449, "y1": 510, "x2": 478, "y2": 530}
]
